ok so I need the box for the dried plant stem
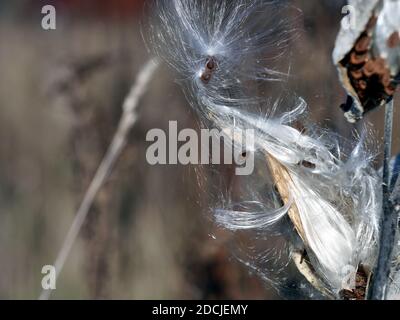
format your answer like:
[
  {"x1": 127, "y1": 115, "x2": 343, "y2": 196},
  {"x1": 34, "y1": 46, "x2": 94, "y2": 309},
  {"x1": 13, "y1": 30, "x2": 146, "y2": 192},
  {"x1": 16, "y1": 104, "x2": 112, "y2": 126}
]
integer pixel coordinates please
[
  {"x1": 390, "y1": 154, "x2": 400, "y2": 192},
  {"x1": 39, "y1": 59, "x2": 159, "y2": 300},
  {"x1": 368, "y1": 99, "x2": 396, "y2": 300}
]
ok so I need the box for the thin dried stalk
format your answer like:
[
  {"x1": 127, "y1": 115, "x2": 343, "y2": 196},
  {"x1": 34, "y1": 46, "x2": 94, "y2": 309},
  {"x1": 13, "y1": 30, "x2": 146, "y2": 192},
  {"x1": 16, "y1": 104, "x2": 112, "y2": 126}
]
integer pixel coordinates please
[
  {"x1": 368, "y1": 99, "x2": 396, "y2": 300},
  {"x1": 39, "y1": 59, "x2": 159, "y2": 300}
]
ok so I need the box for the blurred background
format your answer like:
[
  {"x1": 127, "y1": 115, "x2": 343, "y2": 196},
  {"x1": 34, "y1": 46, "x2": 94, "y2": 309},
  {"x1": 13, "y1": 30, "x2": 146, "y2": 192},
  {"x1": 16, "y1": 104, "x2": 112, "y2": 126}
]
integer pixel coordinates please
[{"x1": 0, "y1": 0, "x2": 398, "y2": 299}]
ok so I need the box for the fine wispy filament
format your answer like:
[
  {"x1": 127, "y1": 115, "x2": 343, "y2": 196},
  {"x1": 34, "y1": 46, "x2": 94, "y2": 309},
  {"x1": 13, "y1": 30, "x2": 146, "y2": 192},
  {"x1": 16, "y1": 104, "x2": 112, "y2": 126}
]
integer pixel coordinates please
[{"x1": 149, "y1": 0, "x2": 382, "y2": 298}]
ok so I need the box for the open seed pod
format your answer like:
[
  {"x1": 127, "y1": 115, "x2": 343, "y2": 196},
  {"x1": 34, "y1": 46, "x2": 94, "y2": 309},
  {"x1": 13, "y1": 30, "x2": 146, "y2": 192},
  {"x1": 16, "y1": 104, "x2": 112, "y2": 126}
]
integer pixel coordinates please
[{"x1": 333, "y1": 0, "x2": 400, "y2": 123}]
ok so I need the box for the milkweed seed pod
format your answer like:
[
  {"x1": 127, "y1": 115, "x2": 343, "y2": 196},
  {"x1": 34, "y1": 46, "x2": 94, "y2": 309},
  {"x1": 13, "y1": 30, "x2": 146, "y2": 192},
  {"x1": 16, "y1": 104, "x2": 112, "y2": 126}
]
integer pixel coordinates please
[
  {"x1": 149, "y1": 0, "x2": 382, "y2": 299},
  {"x1": 333, "y1": 0, "x2": 400, "y2": 123},
  {"x1": 212, "y1": 102, "x2": 381, "y2": 298}
]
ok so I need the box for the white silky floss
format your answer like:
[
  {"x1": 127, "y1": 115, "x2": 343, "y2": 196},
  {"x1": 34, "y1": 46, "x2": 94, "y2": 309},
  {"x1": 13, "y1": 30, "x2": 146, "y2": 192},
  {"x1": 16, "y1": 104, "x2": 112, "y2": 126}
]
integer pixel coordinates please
[{"x1": 149, "y1": 0, "x2": 382, "y2": 296}]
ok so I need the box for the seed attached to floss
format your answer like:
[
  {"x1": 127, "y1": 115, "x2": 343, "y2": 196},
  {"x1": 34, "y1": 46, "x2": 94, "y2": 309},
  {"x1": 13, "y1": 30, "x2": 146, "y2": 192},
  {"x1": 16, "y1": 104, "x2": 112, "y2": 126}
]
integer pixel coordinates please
[
  {"x1": 200, "y1": 72, "x2": 211, "y2": 83},
  {"x1": 350, "y1": 68, "x2": 364, "y2": 80},
  {"x1": 200, "y1": 56, "x2": 217, "y2": 84},
  {"x1": 299, "y1": 160, "x2": 316, "y2": 169},
  {"x1": 206, "y1": 56, "x2": 216, "y2": 71},
  {"x1": 363, "y1": 60, "x2": 376, "y2": 77}
]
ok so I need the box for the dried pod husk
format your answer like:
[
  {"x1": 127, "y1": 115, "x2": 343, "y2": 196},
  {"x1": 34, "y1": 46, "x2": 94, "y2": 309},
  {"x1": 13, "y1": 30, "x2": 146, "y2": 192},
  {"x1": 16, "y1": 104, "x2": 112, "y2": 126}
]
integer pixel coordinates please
[{"x1": 333, "y1": 0, "x2": 400, "y2": 123}]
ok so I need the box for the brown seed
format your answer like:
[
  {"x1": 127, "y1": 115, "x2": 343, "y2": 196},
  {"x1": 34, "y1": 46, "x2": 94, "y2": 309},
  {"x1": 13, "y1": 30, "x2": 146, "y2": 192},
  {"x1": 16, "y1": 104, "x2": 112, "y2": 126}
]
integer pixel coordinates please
[
  {"x1": 339, "y1": 265, "x2": 370, "y2": 300},
  {"x1": 201, "y1": 56, "x2": 217, "y2": 83},
  {"x1": 374, "y1": 57, "x2": 387, "y2": 75},
  {"x1": 387, "y1": 31, "x2": 400, "y2": 48},
  {"x1": 358, "y1": 79, "x2": 368, "y2": 90},
  {"x1": 358, "y1": 90, "x2": 366, "y2": 100},
  {"x1": 299, "y1": 160, "x2": 316, "y2": 169},
  {"x1": 206, "y1": 57, "x2": 216, "y2": 70},
  {"x1": 355, "y1": 35, "x2": 371, "y2": 53},
  {"x1": 384, "y1": 83, "x2": 396, "y2": 96},
  {"x1": 200, "y1": 71, "x2": 212, "y2": 83},
  {"x1": 350, "y1": 68, "x2": 364, "y2": 80},
  {"x1": 353, "y1": 79, "x2": 367, "y2": 91},
  {"x1": 381, "y1": 72, "x2": 392, "y2": 87},
  {"x1": 350, "y1": 51, "x2": 368, "y2": 66},
  {"x1": 363, "y1": 60, "x2": 376, "y2": 77}
]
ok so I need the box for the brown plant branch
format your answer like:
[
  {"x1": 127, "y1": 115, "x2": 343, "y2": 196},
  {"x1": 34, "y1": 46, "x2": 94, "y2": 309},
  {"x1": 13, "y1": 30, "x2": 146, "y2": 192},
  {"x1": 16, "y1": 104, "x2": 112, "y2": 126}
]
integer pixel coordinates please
[{"x1": 39, "y1": 58, "x2": 159, "y2": 300}]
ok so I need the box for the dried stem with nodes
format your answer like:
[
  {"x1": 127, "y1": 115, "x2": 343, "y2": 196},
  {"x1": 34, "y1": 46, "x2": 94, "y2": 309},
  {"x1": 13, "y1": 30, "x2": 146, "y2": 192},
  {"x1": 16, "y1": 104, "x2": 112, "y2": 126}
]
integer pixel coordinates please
[{"x1": 39, "y1": 59, "x2": 159, "y2": 300}]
